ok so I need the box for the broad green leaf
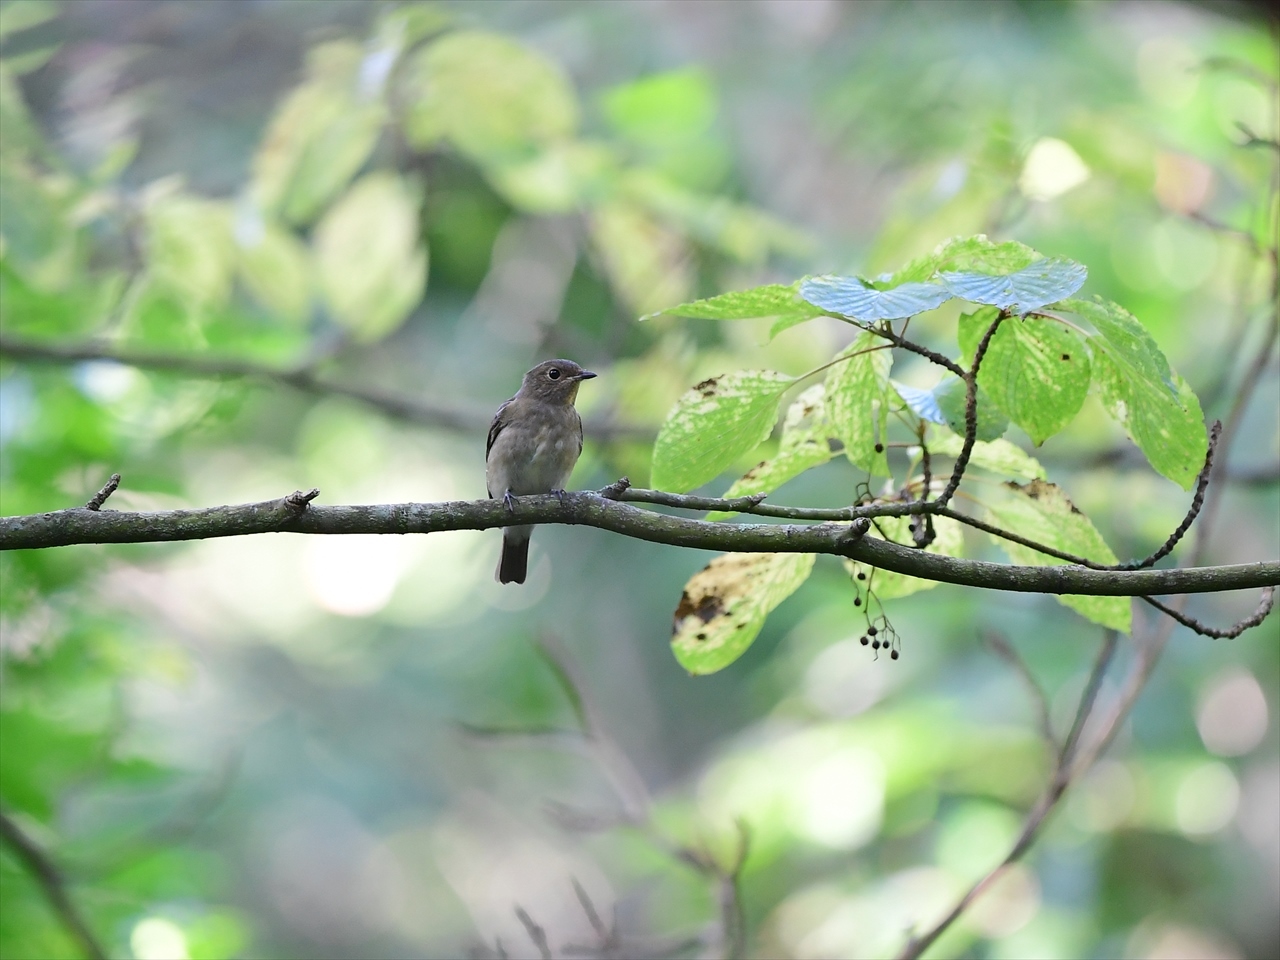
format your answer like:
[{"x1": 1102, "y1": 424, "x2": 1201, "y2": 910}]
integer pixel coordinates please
[
  {"x1": 602, "y1": 67, "x2": 717, "y2": 144},
  {"x1": 401, "y1": 30, "x2": 579, "y2": 159},
  {"x1": 845, "y1": 514, "x2": 964, "y2": 600},
  {"x1": 0, "y1": 1, "x2": 57, "y2": 39},
  {"x1": 644, "y1": 282, "x2": 810, "y2": 322},
  {"x1": 940, "y1": 256, "x2": 1087, "y2": 313},
  {"x1": 251, "y1": 41, "x2": 386, "y2": 225},
  {"x1": 709, "y1": 385, "x2": 836, "y2": 520},
  {"x1": 826, "y1": 331, "x2": 894, "y2": 475},
  {"x1": 958, "y1": 309, "x2": 1091, "y2": 444},
  {"x1": 672, "y1": 552, "x2": 815, "y2": 675},
  {"x1": 591, "y1": 200, "x2": 692, "y2": 316},
  {"x1": 985, "y1": 479, "x2": 1131, "y2": 632},
  {"x1": 891, "y1": 380, "x2": 948, "y2": 425},
  {"x1": 1061, "y1": 297, "x2": 1206, "y2": 489},
  {"x1": 234, "y1": 217, "x2": 312, "y2": 325},
  {"x1": 485, "y1": 140, "x2": 616, "y2": 213},
  {"x1": 893, "y1": 235, "x2": 1042, "y2": 283},
  {"x1": 928, "y1": 433, "x2": 1046, "y2": 480},
  {"x1": 651, "y1": 370, "x2": 792, "y2": 492},
  {"x1": 800, "y1": 275, "x2": 952, "y2": 321},
  {"x1": 144, "y1": 192, "x2": 235, "y2": 312},
  {"x1": 314, "y1": 172, "x2": 427, "y2": 342},
  {"x1": 934, "y1": 376, "x2": 1010, "y2": 442}
]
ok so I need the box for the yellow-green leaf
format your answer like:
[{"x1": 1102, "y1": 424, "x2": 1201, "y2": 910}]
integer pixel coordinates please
[
  {"x1": 672, "y1": 552, "x2": 816, "y2": 675},
  {"x1": 845, "y1": 514, "x2": 964, "y2": 600},
  {"x1": 826, "y1": 332, "x2": 894, "y2": 476}
]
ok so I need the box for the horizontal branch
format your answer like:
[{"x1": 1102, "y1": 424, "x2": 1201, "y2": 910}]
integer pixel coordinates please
[
  {"x1": 2, "y1": 488, "x2": 1277, "y2": 599},
  {"x1": 0, "y1": 334, "x2": 650, "y2": 441}
]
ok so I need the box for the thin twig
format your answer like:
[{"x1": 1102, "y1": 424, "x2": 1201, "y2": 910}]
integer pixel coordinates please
[
  {"x1": 84, "y1": 474, "x2": 121, "y2": 511},
  {"x1": 984, "y1": 631, "x2": 1055, "y2": 748},
  {"x1": 1122, "y1": 420, "x2": 1220, "y2": 569},
  {"x1": 934, "y1": 311, "x2": 1006, "y2": 509},
  {"x1": 1141, "y1": 587, "x2": 1275, "y2": 639},
  {"x1": 0, "y1": 808, "x2": 108, "y2": 960}
]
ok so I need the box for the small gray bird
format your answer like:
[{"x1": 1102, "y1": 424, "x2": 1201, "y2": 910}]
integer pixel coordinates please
[{"x1": 486, "y1": 359, "x2": 597, "y2": 584}]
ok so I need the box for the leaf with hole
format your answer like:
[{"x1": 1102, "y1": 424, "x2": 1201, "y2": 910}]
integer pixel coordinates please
[
  {"x1": 672, "y1": 552, "x2": 816, "y2": 675},
  {"x1": 650, "y1": 370, "x2": 793, "y2": 492}
]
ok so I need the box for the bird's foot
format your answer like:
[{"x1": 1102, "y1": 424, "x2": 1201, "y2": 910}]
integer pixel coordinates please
[
  {"x1": 502, "y1": 490, "x2": 516, "y2": 513},
  {"x1": 552, "y1": 488, "x2": 567, "y2": 503}
]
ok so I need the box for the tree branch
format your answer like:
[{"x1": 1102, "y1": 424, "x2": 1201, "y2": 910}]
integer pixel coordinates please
[
  {"x1": 0, "y1": 334, "x2": 649, "y2": 441},
  {"x1": 2, "y1": 488, "x2": 1277, "y2": 599},
  {"x1": 0, "y1": 808, "x2": 107, "y2": 960}
]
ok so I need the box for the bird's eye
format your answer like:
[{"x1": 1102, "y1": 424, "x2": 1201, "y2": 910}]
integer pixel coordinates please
[{"x1": 548, "y1": 369, "x2": 561, "y2": 380}]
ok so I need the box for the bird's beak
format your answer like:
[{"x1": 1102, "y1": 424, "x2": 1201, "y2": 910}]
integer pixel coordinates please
[{"x1": 576, "y1": 371, "x2": 597, "y2": 380}]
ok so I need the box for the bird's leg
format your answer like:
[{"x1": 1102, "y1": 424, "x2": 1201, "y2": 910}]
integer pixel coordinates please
[
  {"x1": 503, "y1": 490, "x2": 516, "y2": 512},
  {"x1": 552, "y1": 488, "x2": 567, "y2": 503}
]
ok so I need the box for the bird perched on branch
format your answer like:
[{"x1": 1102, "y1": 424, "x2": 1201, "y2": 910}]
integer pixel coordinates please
[{"x1": 486, "y1": 359, "x2": 597, "y2": 584}]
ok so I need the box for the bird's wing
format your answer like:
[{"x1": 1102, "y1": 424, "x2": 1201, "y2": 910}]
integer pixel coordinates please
[{"x1": 486, "y1": 397, "x2": 516, "y2": 460}]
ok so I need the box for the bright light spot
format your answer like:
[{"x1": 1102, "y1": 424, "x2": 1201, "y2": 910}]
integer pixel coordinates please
[
  {"x1": 131, "y1": 917, "x2": 189, "y2": 960},
  {"x1": 932, "y1": 159, "x2": 968, "y2": 201},
  {"x1": 1129, "y1": 921, "x2": 1241, "y2": 960},
  {"x1": 1019, "y1": 138, "x2": 1090, "y2": 202},
  {"x1": 1152, "y1": 217, "x2": 1217, "y2": 291},
  {"x1": 304, "y1": 535, "x2": 414, "y2": 617},
  {"x1": 77, "y1": 360, "x2": 140, "y2": 402},
  {"x1": 792, "y1": 746, "x2": 885, "y2": 849},
  {"x1": 1068, "y1": 759, "x2": 1137, "y2": 833},
  {"x1": 1175, "y1": 761, "x2": 1239, "y2": 837},
  {"x1": 967, "y1": 864, "x2": 1040, "y2": 938},
  {"x1": 804, "y1": 638, "x2": 889, "y2": 717},
  {"x1": 1197, "y1": 668, "x2": 1269, "y2": 757}
]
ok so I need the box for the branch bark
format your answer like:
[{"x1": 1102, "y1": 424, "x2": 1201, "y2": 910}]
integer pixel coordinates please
[{"x1": 2, "y1": 489, "x2": 1276, "y2": 599}]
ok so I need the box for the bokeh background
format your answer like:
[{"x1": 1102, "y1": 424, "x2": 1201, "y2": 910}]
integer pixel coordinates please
[{"x1": 1, "y1": 1, "x2": 1277, "y2": 958}]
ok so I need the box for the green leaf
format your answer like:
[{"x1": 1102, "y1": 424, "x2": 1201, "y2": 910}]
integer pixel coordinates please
[
  {"x1": 934, "y1": 377, "x2": 1009, "y2": 442},
  {"x1": 892, "y1": 235, "x2": 1043, "y2": 283},
  {"x1": 485, "y1": 140, "x2": 616, "y2": 214},
  {"x1": 401, "y1": 30, "x2": 579, "y2": 160},
  {"x1": 985, "y1": 479, "x2": 1131, "y2": 632},
  {"x1": 1061, "y1": 298, "x2": 1207, "y2": 489},
  {"x1": 250, "y1": 41, "x2": 386, "y2": 225},
  {"x1": 928, "y1": 433, "x2": 1046, "y2": 480},
  {"x1": 709, "y1": 385, "x2": 836, "y2": 521},
  {"x1": 591, "y1": 200, "x2": 693, "y2": 316},
  {"x1": 144, "y1": 192, "x2": 235, "y2": 313},
  {"x1": 671, "y1": 552, "x2": 815, "y2": 675},
  {"x1": 826, "y1": 332, "x2": 894, "y2": 475},
  {"x1": 602, "y1": 67, "x2": 717, "y2": 144},
  {"x1": 0, "y1": 1, "x2": 58, "y2": 39},
  {"x1": 940, "y1": 256, "x2": 1087, "y2": 313},
  {"x1": 651, "y1": 370, "x2": 793, "y2": 492},
  {"x1": 800, "y1": 275, "x2": 952, "y2": 321},
  {"x1": 958, "y1": 309, "x2": 1091, "y2": 444},
  {"x1": 234, "y1": 217, "x2": 312, "y2": 325},
  {"x1": 314, "y1": 172, "x2": 427, "y2": 342},
  {"x1": 644, "y1": 282, "x2": 810, "y2": 322},
  {"x1": 845, "y1": 514, "x2": 964, "y2": 600}
]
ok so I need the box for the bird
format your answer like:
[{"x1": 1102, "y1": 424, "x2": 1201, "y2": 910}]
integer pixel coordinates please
[{"x1": 486, "y1": 359, "x2": 597, "y2": 584}]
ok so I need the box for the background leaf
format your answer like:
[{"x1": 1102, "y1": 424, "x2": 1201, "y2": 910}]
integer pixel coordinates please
[
  {"x1": 845, "y1": 514, "x2": 964, "y2": 599},
  {"x1": 314, "y1": 172, "x2": 427, "y2": 342},
  {"x1": 928, "y1": 433, "x2": 1046, "y2": 480},
  {"x1": 934, "y1": 376, "x2": 1010, "y2": 442},
  {"x1": 650, "y1": 370, "x2": 792, "y2": 492},
  {"x1": 671, "y1": 552, "x2": 816, "y2": 675}
]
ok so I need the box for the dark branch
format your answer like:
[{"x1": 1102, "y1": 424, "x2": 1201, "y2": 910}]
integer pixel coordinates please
[
  {"x1": 3, "y1": 488, "x2": 1278, "y2": 598},
  {"x1": 0, "y1": 334, "x2": 649, "y2": 442},
  {"x1": 1123, "y1": 420, "x2": 1220, "y2": 569},
  {"x1": 1142, "y1": 587, "x2": 1276, "y2": 639},
  {"x1": 0, "y1": 808, "x2": 107, "y2": 960},
  {"x1": 934, "y1": 311, "x2": 1006, "y2": 509}
]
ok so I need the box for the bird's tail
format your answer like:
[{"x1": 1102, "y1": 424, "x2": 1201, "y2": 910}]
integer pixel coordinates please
[{"x1": 497, "y1": 527, "x2": 531, "y2": 584}]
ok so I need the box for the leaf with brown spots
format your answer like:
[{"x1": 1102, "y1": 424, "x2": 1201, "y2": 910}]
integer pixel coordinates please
[
  {"x1": 984, "y1": 479, "x2": 1131, "y2": 632},
  {"x1": 672, "y1": 552, "x2": 816, "y2": 675}
]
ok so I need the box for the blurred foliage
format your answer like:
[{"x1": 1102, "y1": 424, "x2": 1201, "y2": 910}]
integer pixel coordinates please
[{"x1": 0, "y1": 2, "x2": 1277, "y2": 959}]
